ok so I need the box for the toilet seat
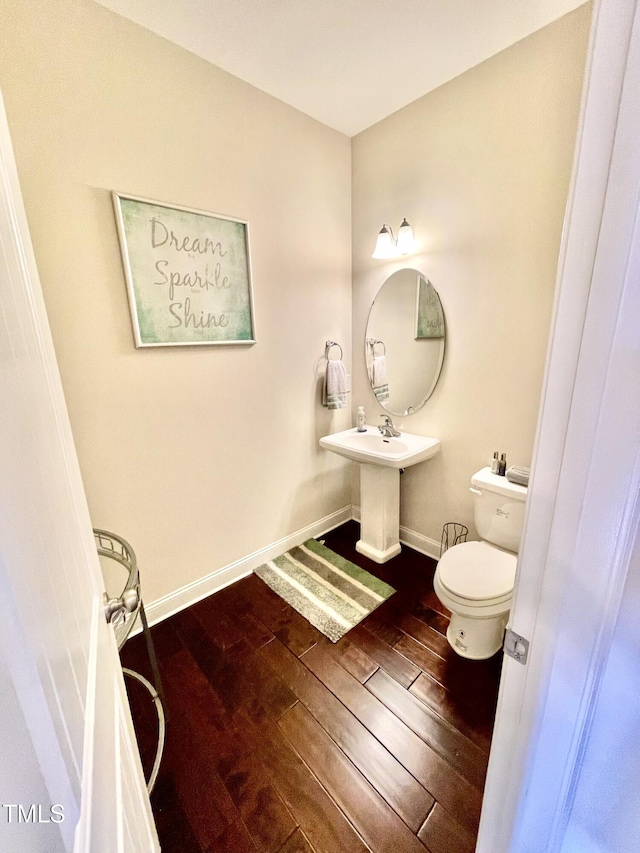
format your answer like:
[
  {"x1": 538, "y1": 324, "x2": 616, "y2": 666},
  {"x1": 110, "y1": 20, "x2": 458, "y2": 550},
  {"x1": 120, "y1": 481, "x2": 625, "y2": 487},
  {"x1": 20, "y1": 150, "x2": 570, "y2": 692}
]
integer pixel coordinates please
[{"x1": 437, "y1": 541, "x2": 516, "y2": 603}]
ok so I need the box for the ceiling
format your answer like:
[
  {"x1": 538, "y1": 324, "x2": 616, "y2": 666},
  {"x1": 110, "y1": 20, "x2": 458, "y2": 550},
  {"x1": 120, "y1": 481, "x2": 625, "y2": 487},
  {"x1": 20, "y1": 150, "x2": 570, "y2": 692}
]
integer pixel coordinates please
[{"x1": 96, "y1": 0, "x2": 586, "y2": 137}]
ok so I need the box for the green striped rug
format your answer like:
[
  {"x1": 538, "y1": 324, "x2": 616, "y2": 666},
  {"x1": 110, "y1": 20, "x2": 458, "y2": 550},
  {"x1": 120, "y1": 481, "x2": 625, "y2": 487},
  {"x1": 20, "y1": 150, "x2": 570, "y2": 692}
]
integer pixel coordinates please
[{"x1": 254, "y1": 539, "x2": 395, "y2": 642}]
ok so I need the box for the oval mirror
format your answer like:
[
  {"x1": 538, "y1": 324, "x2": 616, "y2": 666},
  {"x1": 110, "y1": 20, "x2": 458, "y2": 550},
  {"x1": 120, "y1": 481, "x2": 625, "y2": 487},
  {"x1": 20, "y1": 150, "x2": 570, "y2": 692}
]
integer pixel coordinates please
[{"x1": 365, "y1": 268, "x2": 445, "y2": 416}]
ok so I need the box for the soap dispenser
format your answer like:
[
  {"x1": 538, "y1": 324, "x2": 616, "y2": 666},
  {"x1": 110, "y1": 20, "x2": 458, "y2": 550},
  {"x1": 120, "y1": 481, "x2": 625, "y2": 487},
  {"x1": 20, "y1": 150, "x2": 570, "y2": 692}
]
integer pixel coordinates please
[{"x1": 356, "y1": 406, "x2": 366, "y2": 432}]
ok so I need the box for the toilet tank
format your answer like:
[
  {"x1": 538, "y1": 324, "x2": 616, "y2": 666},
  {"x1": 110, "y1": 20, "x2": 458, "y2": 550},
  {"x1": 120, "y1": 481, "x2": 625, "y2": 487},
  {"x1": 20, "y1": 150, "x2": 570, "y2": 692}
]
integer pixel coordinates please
[{"x1": 471, "y1": 467, "x2": 528, "y2": 553}]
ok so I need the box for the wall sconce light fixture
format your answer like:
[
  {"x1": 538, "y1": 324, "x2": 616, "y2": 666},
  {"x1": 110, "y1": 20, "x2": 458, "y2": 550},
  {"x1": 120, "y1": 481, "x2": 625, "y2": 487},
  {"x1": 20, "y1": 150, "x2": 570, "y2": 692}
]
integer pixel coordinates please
[{"x1": 371, "y1": 218, "x2": 415, "y2": 259}]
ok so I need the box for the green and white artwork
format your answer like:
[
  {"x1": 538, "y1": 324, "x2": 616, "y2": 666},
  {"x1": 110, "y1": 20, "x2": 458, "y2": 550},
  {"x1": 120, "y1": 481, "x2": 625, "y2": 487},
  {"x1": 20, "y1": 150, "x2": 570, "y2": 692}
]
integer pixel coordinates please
[
  {"x1": 415, "y1": 276, "x2": 445, "y2": 339},
  {"x1": 113, "y1": 193, "x2": 255, "y2": 347}
]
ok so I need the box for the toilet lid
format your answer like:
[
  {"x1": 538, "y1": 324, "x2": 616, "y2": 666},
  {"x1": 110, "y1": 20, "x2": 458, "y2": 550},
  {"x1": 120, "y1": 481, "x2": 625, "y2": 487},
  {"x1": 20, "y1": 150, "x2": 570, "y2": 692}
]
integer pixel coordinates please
[{"x1": 438, "y1": 541, "x2": 517, "y2": 601}]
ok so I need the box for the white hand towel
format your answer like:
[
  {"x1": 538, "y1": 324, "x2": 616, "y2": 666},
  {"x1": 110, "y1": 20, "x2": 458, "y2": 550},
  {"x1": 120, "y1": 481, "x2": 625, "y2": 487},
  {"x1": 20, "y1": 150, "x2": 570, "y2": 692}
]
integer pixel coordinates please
[
  {"x1": 372, "y1": 355, "x2": 390, "y2": 402},
  {"x1": 323, "y1": 359, "x2": 348, "y2": 409}
]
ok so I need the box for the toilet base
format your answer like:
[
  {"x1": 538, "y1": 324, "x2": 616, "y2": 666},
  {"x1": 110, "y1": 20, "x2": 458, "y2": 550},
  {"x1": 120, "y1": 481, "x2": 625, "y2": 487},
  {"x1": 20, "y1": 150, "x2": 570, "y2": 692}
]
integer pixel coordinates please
[{"x1": 446, "y1": 611, "x2": 509, "y2": 660}]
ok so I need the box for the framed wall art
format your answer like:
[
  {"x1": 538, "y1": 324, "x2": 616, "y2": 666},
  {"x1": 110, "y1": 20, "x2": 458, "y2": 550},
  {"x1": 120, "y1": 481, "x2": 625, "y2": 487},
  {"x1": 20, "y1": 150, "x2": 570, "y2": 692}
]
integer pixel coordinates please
[
  {"x1": 112, "y1": 193, "x2": 256, "y2": 347},
  {"x1": 415, "y1": 275, "x2": 445, "y2": 339}
]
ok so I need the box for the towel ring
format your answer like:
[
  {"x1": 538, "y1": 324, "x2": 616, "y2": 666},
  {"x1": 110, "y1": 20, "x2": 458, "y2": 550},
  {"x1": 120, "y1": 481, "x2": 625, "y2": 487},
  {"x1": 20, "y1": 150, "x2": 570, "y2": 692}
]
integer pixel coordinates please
[
  {"x1": 325, "y1": 340, "x2": 343, "y2": 360},
  {"x1": 367, "y1": 338, "x2": 386, "y2": 355}
]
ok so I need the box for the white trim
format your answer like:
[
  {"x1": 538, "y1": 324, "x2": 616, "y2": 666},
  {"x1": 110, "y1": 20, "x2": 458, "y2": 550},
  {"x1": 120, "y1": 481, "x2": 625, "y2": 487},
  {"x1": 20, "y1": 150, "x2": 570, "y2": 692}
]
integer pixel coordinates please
[
  {"x1": 399, "y1": 525, "x2": 441, "y2": 562},
  {"x1": 134, "y1": 506, "x2": 352, "y2": 630},
  {"x1": 114, "y1": 676, "x2": 124, "y2": 853},
  {"x1": 72, "y1": 602, "x2": 99, "y2": 853}
]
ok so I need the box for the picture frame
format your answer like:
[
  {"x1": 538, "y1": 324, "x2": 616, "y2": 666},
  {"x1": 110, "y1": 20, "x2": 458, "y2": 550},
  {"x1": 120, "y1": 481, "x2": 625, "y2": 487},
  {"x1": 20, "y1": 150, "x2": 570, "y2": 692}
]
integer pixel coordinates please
[
  {"x1": 415, "y1": 275, "x2": 445, "y2": 339},
  {"x1": 112, "y1": 192, "x2": 256, "y2": 347}
]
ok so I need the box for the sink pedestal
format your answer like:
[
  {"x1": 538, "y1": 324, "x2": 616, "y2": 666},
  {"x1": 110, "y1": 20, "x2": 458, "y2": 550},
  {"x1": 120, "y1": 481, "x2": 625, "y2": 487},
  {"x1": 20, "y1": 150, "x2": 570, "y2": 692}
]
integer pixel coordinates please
[
  {"x1": 319, "y1": 427, "x2": 440, "y2": 564},
  {"x1": 356, "y1": 464, "x2": 402, "y2": 563}
]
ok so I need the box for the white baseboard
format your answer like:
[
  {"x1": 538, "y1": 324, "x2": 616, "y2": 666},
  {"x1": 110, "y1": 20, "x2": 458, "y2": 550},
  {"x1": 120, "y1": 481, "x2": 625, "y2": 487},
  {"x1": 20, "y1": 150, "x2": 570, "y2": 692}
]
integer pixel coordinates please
[
  {"x1": 352, "y1": 504, "x2": 440, "y2": 561},
  {"x1": 398, "y1": 525, "x2": 441, "y2": 561},
  {"x1": 133, "y1": 505, "x2": 353, "y2": 632}
]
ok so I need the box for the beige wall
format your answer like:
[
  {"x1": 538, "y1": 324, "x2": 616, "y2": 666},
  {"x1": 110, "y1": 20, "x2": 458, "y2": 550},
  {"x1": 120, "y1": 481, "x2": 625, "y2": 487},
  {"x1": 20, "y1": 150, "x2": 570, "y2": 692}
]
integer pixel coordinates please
[
  {"x1": 0, "y1": 0, "x2": 352, "y2": 603},
  {"x1": 0, "y1": 0, "x2": 591, "y2": 604},
  {"x1": 351, "y1": 5, "x2": 591, "y2": 548}
]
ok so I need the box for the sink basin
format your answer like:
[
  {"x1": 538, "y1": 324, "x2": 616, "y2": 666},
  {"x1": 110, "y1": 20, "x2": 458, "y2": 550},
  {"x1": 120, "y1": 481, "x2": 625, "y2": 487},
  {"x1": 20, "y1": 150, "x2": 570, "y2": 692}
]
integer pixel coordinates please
[{"x1": 320, "y1": 427, "x2": 440, "y2": 469}]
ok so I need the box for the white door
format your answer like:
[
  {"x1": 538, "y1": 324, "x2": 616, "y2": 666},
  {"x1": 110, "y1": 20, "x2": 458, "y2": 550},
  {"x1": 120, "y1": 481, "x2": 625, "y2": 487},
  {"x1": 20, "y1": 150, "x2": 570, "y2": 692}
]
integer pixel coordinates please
[
  {"x1": 0, "y1": 90, "x2": 159, "y2": 852},
  {"x1": 478, "y1": 0, "x2": 640, "y2": 849}
]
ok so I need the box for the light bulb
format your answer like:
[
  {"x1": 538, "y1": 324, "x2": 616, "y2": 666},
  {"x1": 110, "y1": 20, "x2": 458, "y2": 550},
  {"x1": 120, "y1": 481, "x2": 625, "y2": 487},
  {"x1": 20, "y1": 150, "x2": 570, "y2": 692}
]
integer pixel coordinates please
[
  {"x1": 372, "y1": 225, "x2": 395, "y2": 259},
  {"x1": 396, "y1": 218, "x2": 414, "y2": 255}
]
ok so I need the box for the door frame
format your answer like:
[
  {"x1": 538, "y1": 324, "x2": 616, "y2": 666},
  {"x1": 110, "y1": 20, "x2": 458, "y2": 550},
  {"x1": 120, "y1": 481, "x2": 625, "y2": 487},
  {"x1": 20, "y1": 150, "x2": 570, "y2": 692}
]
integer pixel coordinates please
[{"x1": 478, "y1": 0, "x2": 640, "y2": 848}]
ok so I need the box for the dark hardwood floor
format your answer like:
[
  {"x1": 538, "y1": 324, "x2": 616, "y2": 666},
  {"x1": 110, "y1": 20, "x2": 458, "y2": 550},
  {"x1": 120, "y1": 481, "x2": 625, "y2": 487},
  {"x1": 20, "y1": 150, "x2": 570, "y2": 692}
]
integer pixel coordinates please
[{"x1": 121, "y1": 521, "x2": 502, "y2": 853}]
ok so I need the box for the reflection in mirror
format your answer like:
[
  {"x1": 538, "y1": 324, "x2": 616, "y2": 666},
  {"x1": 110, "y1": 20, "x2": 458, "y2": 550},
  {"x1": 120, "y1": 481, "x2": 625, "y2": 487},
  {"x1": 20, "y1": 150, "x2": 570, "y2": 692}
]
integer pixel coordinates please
[{"x1": 365, "y1": 269, "x2": 445, "y2": 416}]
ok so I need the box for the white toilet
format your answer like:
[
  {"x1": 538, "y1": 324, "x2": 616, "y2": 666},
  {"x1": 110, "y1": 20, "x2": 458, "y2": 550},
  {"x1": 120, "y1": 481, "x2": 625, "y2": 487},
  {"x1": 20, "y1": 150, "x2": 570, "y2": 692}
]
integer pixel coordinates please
[{"x1": 434, "y1": 467, "x2": 528, "y2": 660}]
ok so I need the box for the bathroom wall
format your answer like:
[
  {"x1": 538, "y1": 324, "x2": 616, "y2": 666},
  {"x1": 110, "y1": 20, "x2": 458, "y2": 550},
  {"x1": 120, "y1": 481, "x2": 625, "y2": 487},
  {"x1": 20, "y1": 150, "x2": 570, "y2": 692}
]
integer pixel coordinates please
[
  {"x1": 0, "y1": 0, "x2": 591, "y2": 607},
  {"x1": 0, "y1": 0, "x2": 352, "y2": 604},
  {"x1": 351, "y1": 4, "x2": 592, "y2": 552}
]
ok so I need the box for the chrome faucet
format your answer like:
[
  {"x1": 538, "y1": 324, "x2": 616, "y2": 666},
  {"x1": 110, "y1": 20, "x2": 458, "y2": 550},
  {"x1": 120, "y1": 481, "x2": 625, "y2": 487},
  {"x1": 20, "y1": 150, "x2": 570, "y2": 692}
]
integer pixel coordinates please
[{"x1": 378, "y1": 415, "x2": 401, "y2": 437}]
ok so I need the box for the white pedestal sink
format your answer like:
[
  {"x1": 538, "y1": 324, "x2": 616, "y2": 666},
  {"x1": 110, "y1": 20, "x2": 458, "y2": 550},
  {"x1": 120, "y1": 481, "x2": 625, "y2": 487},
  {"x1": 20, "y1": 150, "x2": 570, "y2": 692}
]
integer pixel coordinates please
[{"x1": 319, "y1": 426, "x2": 440, "y2": 563}]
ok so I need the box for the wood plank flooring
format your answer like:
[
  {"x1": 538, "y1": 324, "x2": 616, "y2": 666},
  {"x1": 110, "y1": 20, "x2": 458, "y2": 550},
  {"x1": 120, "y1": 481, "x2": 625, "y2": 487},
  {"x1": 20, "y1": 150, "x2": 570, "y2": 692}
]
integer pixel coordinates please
[{"x1": 121, "y1": 521, "x2": 502, "y2": 853}]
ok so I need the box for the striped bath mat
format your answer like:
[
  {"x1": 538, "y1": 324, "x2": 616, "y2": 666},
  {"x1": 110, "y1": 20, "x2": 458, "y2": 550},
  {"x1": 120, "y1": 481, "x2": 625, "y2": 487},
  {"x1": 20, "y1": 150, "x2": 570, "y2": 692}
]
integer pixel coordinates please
[{"x1": 254, "y1": 539, "x2": 395, "y2": 642}]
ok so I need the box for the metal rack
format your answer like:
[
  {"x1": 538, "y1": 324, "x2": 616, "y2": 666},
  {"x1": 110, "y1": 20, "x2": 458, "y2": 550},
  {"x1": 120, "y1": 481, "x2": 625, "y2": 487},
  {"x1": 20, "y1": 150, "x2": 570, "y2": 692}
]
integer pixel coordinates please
[
  {"x1": 95, "y1": 529, "x2": 165, "y2": 794},
  {"x1": 440, "y1": 522, "x2": 469, "y2": 557}
]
